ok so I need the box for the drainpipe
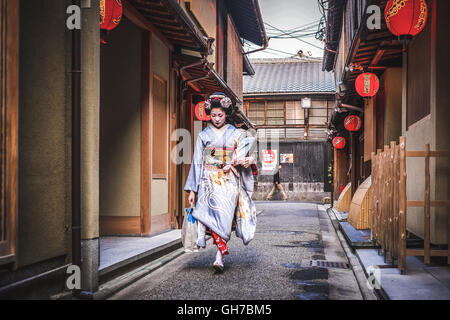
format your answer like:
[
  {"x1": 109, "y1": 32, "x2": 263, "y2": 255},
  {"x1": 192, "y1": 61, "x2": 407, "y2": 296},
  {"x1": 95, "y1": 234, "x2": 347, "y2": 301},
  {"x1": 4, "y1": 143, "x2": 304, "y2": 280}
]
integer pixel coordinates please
[
  {"x1": 186, "y1": 71, "x2": 212, "y2": 86},
  {"x1": 180, "y1": 58, "x2": 206, "y2": 75},
  {"x1": 243, "y1": 38, "x2": 270, "y2": 56},
  {"x1": 71, "y1": 0, "x2": 82, "y2": 274}
]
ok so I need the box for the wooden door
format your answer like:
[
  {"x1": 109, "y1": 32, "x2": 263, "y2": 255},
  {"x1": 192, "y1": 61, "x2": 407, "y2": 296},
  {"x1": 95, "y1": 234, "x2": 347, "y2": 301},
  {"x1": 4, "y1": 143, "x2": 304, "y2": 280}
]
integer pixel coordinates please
[{"x1": 0, "y1": 0, "x2": 19, "y2": 269}]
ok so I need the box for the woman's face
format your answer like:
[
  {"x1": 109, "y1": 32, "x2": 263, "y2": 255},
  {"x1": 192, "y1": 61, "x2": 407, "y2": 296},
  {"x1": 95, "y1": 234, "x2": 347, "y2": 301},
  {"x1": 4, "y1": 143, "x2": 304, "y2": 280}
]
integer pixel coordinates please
[{"x1": 210, "y1": 107, "x2": 226, "y2": 128}]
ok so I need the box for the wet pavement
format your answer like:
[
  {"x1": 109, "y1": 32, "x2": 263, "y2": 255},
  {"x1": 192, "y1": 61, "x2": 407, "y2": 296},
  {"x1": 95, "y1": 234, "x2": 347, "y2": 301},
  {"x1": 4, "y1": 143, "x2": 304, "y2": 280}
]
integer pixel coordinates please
[{"x1": 109, "y1": 201, "x2": 363, "y2": 300}]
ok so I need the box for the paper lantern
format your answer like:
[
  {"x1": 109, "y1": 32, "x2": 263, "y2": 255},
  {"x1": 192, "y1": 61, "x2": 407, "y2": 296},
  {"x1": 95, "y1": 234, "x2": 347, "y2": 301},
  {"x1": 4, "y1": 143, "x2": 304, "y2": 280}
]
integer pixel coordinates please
[
  {"x1": 385, "y1": 0, "x2": 428, "y2": 38},
  {"x1": 100, "y1": 0, "x2": 123, "y2": 31},
  {"x1": 355, "y1": 73, "x2": 379, "y2": 97},
  {"x1": 333, "y1": 136, "x2": 346, "y2": 149},
  {"x1": 344, "y1": 115, "x2": 362, "y2": 132},
  {"x1": 194, "y1": 101, "x2": 211, "y2": 121}
]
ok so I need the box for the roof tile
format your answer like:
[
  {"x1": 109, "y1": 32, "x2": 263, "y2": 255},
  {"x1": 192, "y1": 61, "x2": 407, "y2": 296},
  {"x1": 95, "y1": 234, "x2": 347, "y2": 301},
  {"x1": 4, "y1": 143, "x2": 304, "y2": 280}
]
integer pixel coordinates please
[{"x1": 243, "y1": 58, "x2": 335, "y2": 94}]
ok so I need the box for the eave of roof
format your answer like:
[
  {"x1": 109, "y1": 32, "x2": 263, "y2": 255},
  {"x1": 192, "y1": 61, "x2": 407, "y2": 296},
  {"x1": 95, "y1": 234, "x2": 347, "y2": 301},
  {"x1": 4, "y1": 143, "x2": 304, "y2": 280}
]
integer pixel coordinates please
[
  {"x1": 173, "y1": 54, "x2": 241, "y2": 105},
  {"x1": 341, "y1": 0, "x2": 403, "y2": 84},
  {"x1": 126, "y1": 0, "x2": 209, "y2": 52},
  {"x1": 243, "y1": 54, "x2": 255, "y2": 76},
  {"x1": 226, "y1": 0, "x2": 267, "y2": 47},
  {"x1": 322, "y1": 0, "x2": 346, "y2": 72}
]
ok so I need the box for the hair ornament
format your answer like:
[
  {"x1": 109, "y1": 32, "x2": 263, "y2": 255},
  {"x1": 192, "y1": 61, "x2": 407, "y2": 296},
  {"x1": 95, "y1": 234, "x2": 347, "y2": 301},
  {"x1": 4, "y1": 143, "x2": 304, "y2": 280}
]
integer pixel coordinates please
[{"x1": 204, "y1": 92, "x2": 233, "y2": 115}]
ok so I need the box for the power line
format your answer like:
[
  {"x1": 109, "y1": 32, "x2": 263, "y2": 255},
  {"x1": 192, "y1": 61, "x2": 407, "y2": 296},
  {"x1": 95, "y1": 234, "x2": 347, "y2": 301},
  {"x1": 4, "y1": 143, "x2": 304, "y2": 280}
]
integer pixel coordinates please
[
  {"x1": 265, "y1": 47, "x2": 299, "y2": 56},
  {"x1": 264, "y1": 19, "x2": 321, "y2": 34},
  {"x1": 269, "y1": 32, "x2": 319, "y2": 39},
  {"x1": 265, "y1": 22, "x2": 324, "y2": 51}
]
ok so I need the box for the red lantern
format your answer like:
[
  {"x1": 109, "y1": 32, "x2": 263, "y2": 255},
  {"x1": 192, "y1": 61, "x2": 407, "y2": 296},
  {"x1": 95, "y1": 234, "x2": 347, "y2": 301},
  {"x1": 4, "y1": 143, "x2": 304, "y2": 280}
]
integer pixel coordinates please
[
  {"x1": 355, "y1": 72, "x2": 379, "y2": 97},
  {"x1": 333, "y1": 136, "x2": 346, "y2": 149},
  {"x1": 100, "y1": 0, "x2": 123, "y2": 31},
  {"x1": 385, "y1": 0, "x2": 428, "y2": 38},
  {"x1": 344, "y1": 115, "x2": 362, "y2": 132},
  {"x1": 194, "y1": 101, "x2": 211, "y2": 121}
]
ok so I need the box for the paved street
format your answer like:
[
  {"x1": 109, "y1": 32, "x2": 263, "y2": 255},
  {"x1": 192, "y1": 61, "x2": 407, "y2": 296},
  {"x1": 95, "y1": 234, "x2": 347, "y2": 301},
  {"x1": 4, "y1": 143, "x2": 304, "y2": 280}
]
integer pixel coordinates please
[{"x1": 109, "y1": 202, "x2": 363, "y2": 300}]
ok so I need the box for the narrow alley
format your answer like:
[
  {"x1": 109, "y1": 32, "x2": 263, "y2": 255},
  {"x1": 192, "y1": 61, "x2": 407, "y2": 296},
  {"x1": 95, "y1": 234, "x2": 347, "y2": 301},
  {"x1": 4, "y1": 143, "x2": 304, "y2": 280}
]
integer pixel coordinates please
[{"x1": 109, "y1": 202, "x2": 364, "y2": 300}]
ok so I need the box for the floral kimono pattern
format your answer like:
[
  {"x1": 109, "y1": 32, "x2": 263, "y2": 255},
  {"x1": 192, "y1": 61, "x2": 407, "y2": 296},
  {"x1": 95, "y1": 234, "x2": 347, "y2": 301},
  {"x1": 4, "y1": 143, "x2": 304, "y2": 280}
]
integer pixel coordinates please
[{"x1": 184, "y1": 124, "x2": 257, "y2": 244}]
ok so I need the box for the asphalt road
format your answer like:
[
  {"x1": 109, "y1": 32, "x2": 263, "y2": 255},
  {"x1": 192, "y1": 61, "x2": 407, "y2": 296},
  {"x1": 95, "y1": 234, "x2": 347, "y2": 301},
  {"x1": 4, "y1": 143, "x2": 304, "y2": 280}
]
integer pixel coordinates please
[{"x1": 109, "y1": 201, "x2": 362, "y2": 300}]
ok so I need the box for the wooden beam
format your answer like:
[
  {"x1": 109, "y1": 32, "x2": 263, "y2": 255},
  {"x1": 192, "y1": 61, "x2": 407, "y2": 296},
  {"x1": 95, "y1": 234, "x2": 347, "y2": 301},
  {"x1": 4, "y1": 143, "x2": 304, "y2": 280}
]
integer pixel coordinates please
[
  {"x1": 424, "y1": 144, "x2": 431, "y2": 264},
  {"x1": 399, "y1": 136, "x2": 407, "y2": 273},
  {"x1": 140, "y1": 31, "x2": 152, "y2": 236},
  {"x1": 123, "y1": 0, "x2": 174, "y2": 52},
  {"x1": 407, "y1": 200, "x2": 449, "y2": 208},
  {"x1": 406, "y1": 249, "x2": 449, "y2": 257},
  {"x1": 407, "y1": 150, "x2": 450, "y2": 158},
  {"x1": 370, "y1": 49, "x2": 385, "y2": 66}
]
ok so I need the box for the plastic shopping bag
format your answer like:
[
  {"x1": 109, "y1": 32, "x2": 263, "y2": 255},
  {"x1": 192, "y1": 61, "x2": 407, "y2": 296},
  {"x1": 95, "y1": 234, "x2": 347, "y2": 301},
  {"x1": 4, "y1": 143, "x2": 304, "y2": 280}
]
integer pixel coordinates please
[{"x1": 181, "y1": 207, "x2": 199, "y2": 252}]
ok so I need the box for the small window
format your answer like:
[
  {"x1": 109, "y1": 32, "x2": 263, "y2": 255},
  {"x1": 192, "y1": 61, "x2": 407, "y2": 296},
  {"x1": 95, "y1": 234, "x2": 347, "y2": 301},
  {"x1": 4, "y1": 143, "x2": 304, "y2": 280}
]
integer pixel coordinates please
[
  {"x1": 247, "y1": 101, "x2": 265, "y2": 125},
  {"x1": 152, "y1": 74, "x2": 168, "y2": 179},
  {"x1": 266, "y1": 101, "x2": 285, "y2": 125}
]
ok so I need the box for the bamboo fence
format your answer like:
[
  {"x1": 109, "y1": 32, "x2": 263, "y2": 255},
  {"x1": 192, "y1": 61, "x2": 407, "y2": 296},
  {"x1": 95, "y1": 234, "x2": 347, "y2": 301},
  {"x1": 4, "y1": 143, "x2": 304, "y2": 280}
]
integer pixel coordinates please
[{"x1": 371, "y1": 136, "x2": 450, "y2": 274}]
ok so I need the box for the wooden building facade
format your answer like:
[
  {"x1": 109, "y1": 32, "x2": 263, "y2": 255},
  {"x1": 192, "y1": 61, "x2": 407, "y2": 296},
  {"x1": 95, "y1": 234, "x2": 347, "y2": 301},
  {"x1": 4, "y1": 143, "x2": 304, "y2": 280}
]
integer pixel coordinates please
[
  {"x1": 324, "y1": 0, "x2": 450, "y2": 272},
  {"x1": 0, "y1": 0, "x2": 267, "y2": 298}
]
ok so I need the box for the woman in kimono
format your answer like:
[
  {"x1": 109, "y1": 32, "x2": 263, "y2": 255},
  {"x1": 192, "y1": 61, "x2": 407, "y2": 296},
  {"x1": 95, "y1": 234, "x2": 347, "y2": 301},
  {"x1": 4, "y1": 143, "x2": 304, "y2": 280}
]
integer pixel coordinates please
[{"x1": 184, "y1": 93, "x2": 257, "y2": 272}]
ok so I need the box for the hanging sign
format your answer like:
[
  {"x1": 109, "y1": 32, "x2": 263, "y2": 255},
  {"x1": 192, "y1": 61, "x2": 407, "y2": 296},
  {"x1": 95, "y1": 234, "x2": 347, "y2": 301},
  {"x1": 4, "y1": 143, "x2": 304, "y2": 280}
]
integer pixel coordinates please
[
  {"x1": 261, "y1": 149, "x2": 278, "y2": 171},
  {"x1": 280, "y1": 154, "x2": 294, "y2": 164}
]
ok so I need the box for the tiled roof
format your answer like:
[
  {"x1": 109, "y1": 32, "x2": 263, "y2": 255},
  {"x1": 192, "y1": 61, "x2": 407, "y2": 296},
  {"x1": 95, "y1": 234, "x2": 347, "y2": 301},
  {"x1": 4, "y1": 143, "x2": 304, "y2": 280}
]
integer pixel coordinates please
[{"x1": 243, "y1": 58, "x2": 336, "y2": 95}]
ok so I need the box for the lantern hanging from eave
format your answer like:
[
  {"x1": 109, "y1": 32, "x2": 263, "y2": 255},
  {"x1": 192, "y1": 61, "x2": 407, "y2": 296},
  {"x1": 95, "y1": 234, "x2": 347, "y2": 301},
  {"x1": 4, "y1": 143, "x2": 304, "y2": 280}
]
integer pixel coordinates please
[
  {"x1": 355, "y1": 72, "x2": 380, "y2": 97},
  {"x1": 344, "y1": 115, "x2": 362, "y2": 132},
  {"x1": 100, "y1": 0, "x2": 123, "y2": 31},
  {"x1": 385, "y1": 0, "x2": 428, "y2": 38},
  {"x1": 333, "y1": 136, "x2": 346, "y2": 150},
  {"x1": 195, "y1": 101, "x2": 211, "y2": 121}
]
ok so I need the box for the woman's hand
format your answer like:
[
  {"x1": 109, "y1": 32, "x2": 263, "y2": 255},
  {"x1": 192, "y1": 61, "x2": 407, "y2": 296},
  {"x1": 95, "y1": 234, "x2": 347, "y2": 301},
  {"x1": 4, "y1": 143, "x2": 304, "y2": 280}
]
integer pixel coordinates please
[
  {"x1": 223, "y1": 165, "x2": 232, "y2": 173},
  {"x1": 188, "y1": 191, "x2": 196, "y2": 207},
  {"x1": 238, "y1": 157, "x2": 254, "y2": 169}
]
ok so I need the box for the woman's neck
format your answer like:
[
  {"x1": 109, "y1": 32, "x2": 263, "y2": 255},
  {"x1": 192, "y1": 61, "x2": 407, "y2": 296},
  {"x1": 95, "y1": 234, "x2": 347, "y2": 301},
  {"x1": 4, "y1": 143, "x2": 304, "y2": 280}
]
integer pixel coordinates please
[{"x1": 209, "y1": 122, "x2": 228, "y2": 131}]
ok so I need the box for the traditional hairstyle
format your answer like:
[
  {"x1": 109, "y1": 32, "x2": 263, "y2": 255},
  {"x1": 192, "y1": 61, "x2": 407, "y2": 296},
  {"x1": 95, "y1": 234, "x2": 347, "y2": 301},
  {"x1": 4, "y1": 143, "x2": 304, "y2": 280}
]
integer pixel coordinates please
[{"x1": 204, "y1": 92, "x2": 233, "y2": 116}]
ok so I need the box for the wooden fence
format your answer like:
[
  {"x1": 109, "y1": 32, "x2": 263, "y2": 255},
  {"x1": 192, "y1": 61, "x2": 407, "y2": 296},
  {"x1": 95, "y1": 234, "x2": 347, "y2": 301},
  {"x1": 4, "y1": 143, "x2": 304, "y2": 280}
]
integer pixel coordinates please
[{"x1": 371, "y1": 136, "x2": 450, "y2": 274}]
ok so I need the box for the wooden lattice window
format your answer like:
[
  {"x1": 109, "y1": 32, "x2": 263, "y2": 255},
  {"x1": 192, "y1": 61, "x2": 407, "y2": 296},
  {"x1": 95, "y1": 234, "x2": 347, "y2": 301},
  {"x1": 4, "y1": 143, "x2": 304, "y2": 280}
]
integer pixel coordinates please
[
  {"x1": 286, "y1": 101, "x2": 304, "y2": 125},
  {"x1": 247, "y1": 101, "x2": 265, "y2": 125},
  {"x1": 266, "y1": 101, "x2": 285, "y2": 125},
  {"x1": 0, "y1": 0, "x2": 18, "y2": 268}
]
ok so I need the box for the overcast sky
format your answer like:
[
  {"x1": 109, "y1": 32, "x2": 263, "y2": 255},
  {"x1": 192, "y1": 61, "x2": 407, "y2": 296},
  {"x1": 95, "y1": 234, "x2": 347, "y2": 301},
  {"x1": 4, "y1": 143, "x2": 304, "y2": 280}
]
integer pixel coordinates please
[{"x1": 247, "y1": 0, "x2": 325, "y2": 59}]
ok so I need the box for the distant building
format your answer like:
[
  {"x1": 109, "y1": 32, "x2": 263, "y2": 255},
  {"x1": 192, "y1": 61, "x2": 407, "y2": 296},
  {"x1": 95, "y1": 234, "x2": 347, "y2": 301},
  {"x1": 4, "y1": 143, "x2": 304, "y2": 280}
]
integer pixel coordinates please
[{"x1": 243, "y1": 57, "x2": 336, "y2": 201}]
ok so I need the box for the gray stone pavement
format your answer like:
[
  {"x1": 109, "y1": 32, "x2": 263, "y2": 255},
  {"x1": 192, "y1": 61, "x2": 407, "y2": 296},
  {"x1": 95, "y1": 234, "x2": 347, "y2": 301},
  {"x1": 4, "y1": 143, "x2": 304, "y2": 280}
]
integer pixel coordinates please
[{"x1": 109, "y1": 201, "x2": 364, "y2": 300}]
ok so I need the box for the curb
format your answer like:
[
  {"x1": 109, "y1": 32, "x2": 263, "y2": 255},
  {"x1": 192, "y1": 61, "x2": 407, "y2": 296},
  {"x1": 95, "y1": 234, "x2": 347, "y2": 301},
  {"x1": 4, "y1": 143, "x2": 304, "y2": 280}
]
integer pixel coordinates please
[
  {"x1": 325, "y1": 207, "x2": 378, "y2": 300},
  {"x1": 93, "y1": 248, "x2": 186, "y2": 300}
]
